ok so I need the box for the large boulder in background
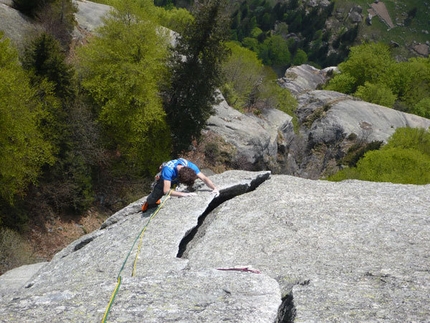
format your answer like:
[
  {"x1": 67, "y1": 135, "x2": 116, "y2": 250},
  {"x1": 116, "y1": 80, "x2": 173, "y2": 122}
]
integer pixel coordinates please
[
  {"x1": 0, "y1": 170, "x2": 429, "y2": 322},
  {"x1": 206, "y1": 94, "x2": 292, "y2": 171},
  {"x1": 0, "y1": 0, "x2": 112, "y2": 51},
  {"x1": 278, "y1": 64, "x2": 430, "y2": 178},
  {"x1": 0, "y1": 0, "x2": 41, "y2": 51}
]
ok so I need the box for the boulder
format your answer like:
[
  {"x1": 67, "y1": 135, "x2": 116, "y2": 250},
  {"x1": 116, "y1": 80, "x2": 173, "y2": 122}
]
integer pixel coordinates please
[
  {"x1": 0, "y1": 2, "x2": 41, "y2": 51},
  {"x1": 278, "y1": 65, "x2": 430, "y2": 179},
  {"x1": 278, "y1": 64, "x2": 331, "y2": 96},
  {"x1": 0, "y1": 170, "x2": 429, "y2": 322},
  {"x1": 206, "y1": 95, "x2": 292, "y2": 170},
  {"x1": 0, "y1": 0, "x2": 112, "y2": 50}
]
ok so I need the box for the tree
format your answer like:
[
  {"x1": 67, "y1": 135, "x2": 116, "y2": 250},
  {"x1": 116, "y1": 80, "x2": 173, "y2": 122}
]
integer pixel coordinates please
[
  {"x1": 354, "y1": 81, "x2": 397, "y2": 108},
  {"x1": 220, "y1": 41, "x2": 264, "y2": 110},
  {"x1": 23, "y1": 33, "x2": 75, "y2": 100},
  {"x1": 77, "y1": 0, "x2": 172, "y2": 175},
  {"x1": 384, "y1": 127, "x2": 430, "y2": 157},
  {"x1": 328, "y1": 127, "x2": 430, "y2": 185},
  {"x1": 0, "y1": 34, "x2": 54, "y2": 205},
  {"x1": 356, "y1": 148, "x2": 430, "y2": 184},
  {"x1": 155, "y1": 6, "x2": 194, "y2": 34},
  {"x1": 259, "y1": 35, "x2": 291, "y2": 67},
  {"x1": 164, "y1": 0, "x2": 230, "y2": 154},
  {"x1": 326, "y1": 42, "x2": 394, "y2": 94},
  {"x1": 292, "y1": 49, "x2": 307, "y2": 66}
]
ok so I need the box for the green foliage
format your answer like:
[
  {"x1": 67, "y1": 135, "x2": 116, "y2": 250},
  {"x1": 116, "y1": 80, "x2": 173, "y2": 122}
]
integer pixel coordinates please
[
  {"x1": 325, "y1": 43, "x2": 430, "y2": 118},
  {"x1": 412, "y1": 98, "x2": 430, "y2": 119},
  {"x1": 20, "y1": 33, "x2": 96, "y2": 213},
  {"x1": 328, "y1": 128, "x2": 430, "y2": 185},
  {"x1": 258, "y1": 35, "x2": 291, "y2": 67},
  {"x1": 258, "y1": 72, "x2": 297, "y2": 115},
  {"x1": 355, "y1": 148, "x2": 430, "y2": 184},
  {"x1": 395, "y1": 57, "x2": 430, "y2": 112},
  {"x1": 227, "y1": 0, "x2": 338, "y2": 68},
  {"x1": 384, "y1": 127, "x2": 430, "y2": 157},
  {"x1": 326, "y1": 42, "x2": 394, "y2": 94},
  {"x1": 155, "y1": 6, "x2": 194, "y2": 34},
  {"x1": 292, "y1": 49, "x2": 308, "y2": 66},
  {"x1": 0, "y1": 34, "x2": 54, "y2": 203},
  {"x1": 23, "y1": 33, "x2": 75, "y2": 99},
  {"x1": 220, "y1": 42, "x2": 296, "y2": 118},
  {"x1": 77, "y1": 0, "x2": 171, "y2": 174},
  {"x1": 165, "y1": 0, "x2": 230, "y2": 154},
  {"x1": 325, "y1": 72, "x2": 356, "y2": 94},
  {"x1": 220, "y1": 42, "x2": 263, "y2": 110},
  {"x1": 342, "y1": 141, "x2": 383, "y2": 167},
  {"x1": 354, "y1": 81, "x2": 397, "y2": 108}
]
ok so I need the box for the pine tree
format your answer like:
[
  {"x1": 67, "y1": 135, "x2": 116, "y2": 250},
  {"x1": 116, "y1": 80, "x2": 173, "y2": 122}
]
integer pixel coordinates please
[{"x1": 165, "y1": 0, "x2": 230, "y2": 154}]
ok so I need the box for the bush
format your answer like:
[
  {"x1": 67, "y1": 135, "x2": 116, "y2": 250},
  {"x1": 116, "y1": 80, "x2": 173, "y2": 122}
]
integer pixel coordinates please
[
  {"x1": 0, "y1": 227, "x2": 33, "y2": 275},
  {"x1": 328, "y1": 127, "x2": 430, "y2": 184},
  {"x1": 356, "y1": 148, "x2": 430, "y2": 184},
  {"x1": 354, "y1": 82, "x2": 397, "y2": 108}
]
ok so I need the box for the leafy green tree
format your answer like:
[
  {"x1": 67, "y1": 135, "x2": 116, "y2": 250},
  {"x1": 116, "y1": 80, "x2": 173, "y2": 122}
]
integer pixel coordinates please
[
  {"x1": 165, "y1": 0, "x2": 230, "y2": 154},
  {"x1": 384, "y1": 127, "x2": 430, "y2": 157},
  {"x1": 292, "y1": 49, "x2": 307, "y2": 66},
  {"x1": 220, "y1": 42, "x2": 264, "y2": 110},
  {"x1": 395, "y1": 57, "x2": 430, "y2": 113},
  {"x1": 329, "y1": 127, "x2": 430, "y2": 185},
  {"x1": 77, "y1": 0, "x2": 172, "y2": 175},
  {"x1": 354, "y1": 81, "x2": 397, "y2": 108},
  {"x1": 21, "y1": 32, "x2": 99, "y2": 213},
  {"x1": 325, "y1": 42, "x2": 394, "y2": 94},
  {"x1": 325, "y1": 72, "x2": 356, "y2": 94},
  {"x1": 259, "y1": 35, "x2": 291, "y2": 67},
  {"x1": 155, "y1": 6, "x2": 194, "y2": 34},
  {"x1": 355, "y1": 148, "x2": 430, "y2": 184},
  {"x1": 0, "y1": 34, "x2": 54, "y2": 205},
  {"x1": 412, "y1": 98, "x2": 430, "y2": 119},
  {"x1": 242, "y1": 37, "x2": 259, "y2": 51}
]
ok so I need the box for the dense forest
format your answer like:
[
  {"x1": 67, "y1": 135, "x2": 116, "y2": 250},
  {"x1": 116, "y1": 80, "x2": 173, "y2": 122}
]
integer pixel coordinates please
[{"x1": 0, "y1": 0, "x2": 429, "y2": 273}]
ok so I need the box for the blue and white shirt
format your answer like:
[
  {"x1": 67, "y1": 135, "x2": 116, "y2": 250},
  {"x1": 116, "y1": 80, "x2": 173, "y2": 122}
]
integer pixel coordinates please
[{"x1": 160, "y1": 158, "x2": 200, "y2": 184}]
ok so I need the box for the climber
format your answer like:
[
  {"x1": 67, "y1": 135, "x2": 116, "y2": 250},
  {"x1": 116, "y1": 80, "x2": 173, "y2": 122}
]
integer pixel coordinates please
[{"x1": 141, "y1": 158, "x2": 219, "y2": 212}]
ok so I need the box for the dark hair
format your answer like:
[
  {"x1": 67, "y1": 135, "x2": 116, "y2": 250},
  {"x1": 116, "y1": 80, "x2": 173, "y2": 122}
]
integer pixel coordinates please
[{"x1": 178, "y1": 167, "x2": 198, "y2": 187}]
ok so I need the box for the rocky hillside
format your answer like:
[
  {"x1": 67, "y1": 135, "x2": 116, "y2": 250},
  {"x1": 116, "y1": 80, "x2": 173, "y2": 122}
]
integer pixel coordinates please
[
  {"x1": 1, "y1": 0, "x2": 429, "y2": 179},
  {"x1": 208, "y1": 64, "x2": 430, "y2": 178},
  {"x1": 0, "y1": 170, "x2": 429, "y2": 322}
]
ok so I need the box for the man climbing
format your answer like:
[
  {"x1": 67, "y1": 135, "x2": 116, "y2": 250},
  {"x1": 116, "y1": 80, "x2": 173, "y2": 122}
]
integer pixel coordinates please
[{"x1": 141, "y1": 158, "x2": 219, "y2": 212}]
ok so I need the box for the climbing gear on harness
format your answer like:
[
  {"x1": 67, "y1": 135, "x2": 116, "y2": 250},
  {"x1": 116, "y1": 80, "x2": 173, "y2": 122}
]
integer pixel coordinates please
[{"x1": 101, "y1": 190, "x2": 172, "y2": 323}]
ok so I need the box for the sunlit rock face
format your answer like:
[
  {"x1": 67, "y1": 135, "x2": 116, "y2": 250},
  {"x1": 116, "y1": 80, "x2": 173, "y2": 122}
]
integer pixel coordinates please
[{"x1": 1, "y1": 170, "x2": 429, "y2": 322}]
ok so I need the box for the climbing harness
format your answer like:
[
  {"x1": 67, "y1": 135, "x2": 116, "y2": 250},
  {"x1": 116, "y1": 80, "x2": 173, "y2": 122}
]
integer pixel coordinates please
[{"x1": 101, "y1": 190, "x2": 172, "y2": 323}]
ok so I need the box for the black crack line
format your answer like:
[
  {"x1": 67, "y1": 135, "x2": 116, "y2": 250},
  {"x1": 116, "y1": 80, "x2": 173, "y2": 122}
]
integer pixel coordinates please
[
  {"x1": 276, "y1": 292, "x2": 296, "y2": 323},
  {"x1": 176, "y1": 173, "x2": 270, "y2": 258}
]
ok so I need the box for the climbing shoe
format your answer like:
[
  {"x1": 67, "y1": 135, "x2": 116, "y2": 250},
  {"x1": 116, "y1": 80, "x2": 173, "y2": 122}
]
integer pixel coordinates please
[
  {"x1": 141, "y1": 202, "x2": 149, "y2": 212},
  {"x1": 156, "y1": 199, "x2": 161, "y2": 205}
]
